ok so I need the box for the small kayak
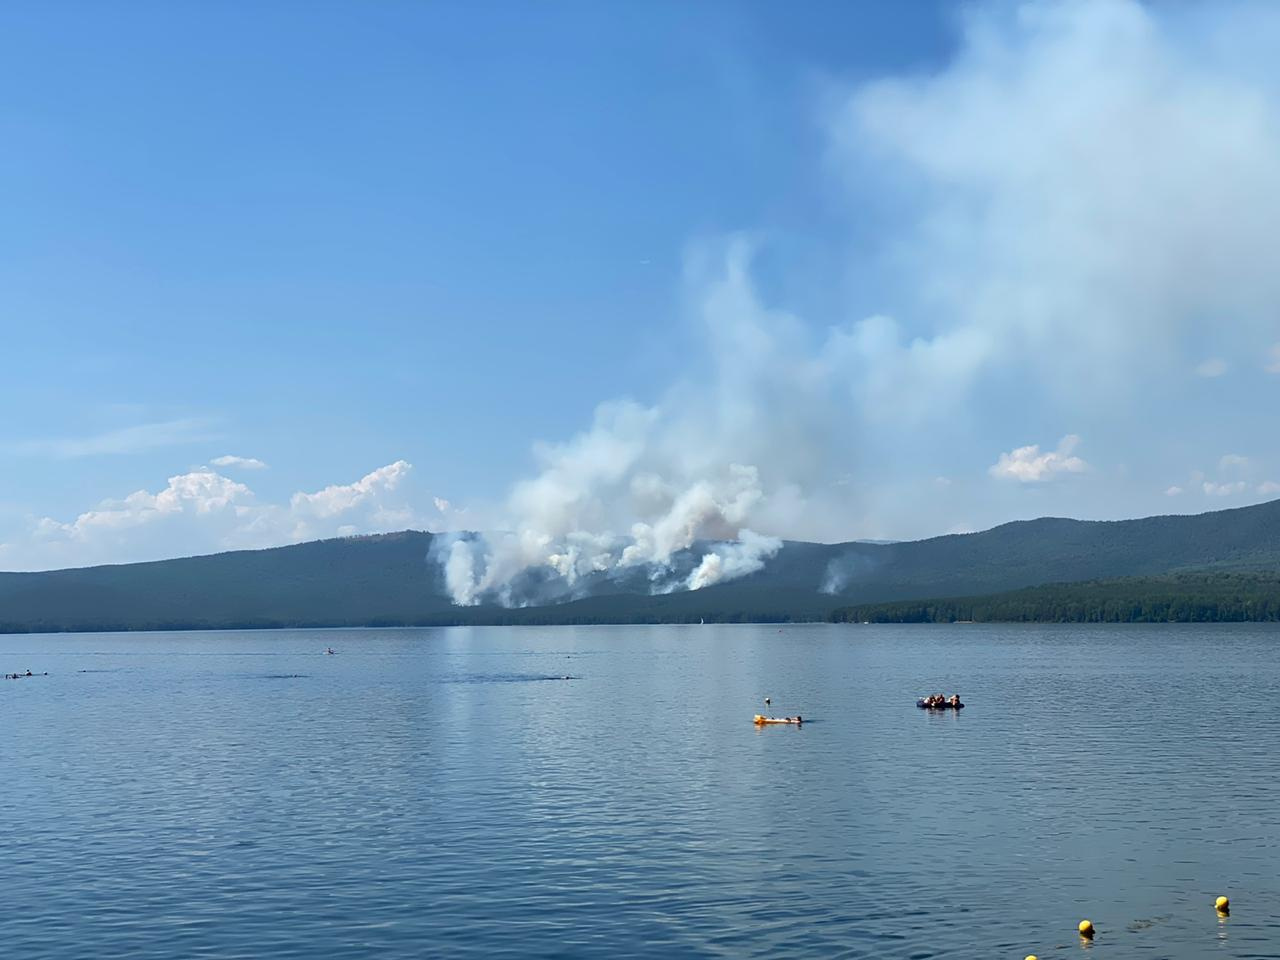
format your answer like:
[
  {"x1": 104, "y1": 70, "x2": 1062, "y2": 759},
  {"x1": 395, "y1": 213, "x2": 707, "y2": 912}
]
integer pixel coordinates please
[
  {"x1": 754, "y1": 715, "x2": 803, "y2": 725},
  {"x1": 916, "y1": 700, "x2": 964, "y2": 710}
]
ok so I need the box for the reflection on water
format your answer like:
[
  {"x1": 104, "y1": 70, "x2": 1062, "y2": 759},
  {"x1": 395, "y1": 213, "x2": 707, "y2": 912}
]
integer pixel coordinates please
[{"x1": 3, "y1": 623, "x2": 1280, "y2": 958}]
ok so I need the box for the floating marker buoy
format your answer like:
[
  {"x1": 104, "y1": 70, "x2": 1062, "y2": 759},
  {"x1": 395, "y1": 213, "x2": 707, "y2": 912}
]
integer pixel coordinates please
[
  {"x1": 1078, "y1": 919, "x2": 1094, "y2": 938},
  {"x1": 1025, "y1": 955, "x2": 1038, "y2": 960},
  {"x1": 1216, "y1": 895, "x2": 1230, "y2": 912}
]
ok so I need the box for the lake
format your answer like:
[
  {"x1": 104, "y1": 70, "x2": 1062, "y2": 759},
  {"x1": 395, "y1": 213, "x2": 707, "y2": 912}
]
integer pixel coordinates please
[{"x1": 2, "y1": 623, "x2": 1279, "y2": 958}]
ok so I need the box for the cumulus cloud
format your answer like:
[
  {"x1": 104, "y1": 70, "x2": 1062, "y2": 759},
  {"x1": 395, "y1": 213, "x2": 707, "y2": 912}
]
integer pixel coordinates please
[
  {"x1": 1, "y1": 461, "x2": 429, "y2": 571},
  {"x1": 291, "y1": 461, "x2": 410, "y2": 519},
  {"x1": 211, "y1": 455, "x2": 268, "y2": 470},
  {"x1": 1203, "y1": 480, "x2": 1248, "y2": 497},
  {"x1": 989, "y1": 435, "x2": 1088, "y2": 483},
  {"x1": 1174, "y1": 454, "x2": 1279, "y2": 501},
  {"x1": 1165, "y1": 486, "x2": 1184, "y2": 496}
]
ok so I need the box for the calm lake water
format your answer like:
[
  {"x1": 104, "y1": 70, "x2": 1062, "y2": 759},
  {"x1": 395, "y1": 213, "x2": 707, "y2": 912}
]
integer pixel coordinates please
[{"x1": 3, "y1": 623, "x2": 1279, "y2": 958}]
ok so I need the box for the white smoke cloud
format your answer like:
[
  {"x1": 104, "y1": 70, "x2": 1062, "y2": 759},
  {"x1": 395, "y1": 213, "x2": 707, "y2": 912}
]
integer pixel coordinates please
[
  {"x1": 685, "y1": 530, "x2": 782, "y2": 591},
  {"x1": 827, "y1": 0, "x2": 1280, "y2": 409},
  {"x1": 440, "y1": 241, "x2": 835, "y2": 605}
]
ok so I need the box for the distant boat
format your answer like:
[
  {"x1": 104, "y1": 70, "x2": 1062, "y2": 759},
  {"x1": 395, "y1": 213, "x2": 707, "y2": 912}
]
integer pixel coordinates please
[{"x1": 324, "y1": 647, "x2": 337, "y2": 655}]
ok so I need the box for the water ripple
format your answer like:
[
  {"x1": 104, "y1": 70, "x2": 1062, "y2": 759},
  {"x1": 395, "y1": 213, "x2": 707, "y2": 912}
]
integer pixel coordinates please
[{"x1": 3, "y1": 623, "x2": 1280, "y2": 958}]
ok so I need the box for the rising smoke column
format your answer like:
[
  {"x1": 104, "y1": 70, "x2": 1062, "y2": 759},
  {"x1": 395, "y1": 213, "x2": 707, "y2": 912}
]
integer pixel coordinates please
[{"x1": 440, "y1": 239, "x2": 843, "y2": 606}]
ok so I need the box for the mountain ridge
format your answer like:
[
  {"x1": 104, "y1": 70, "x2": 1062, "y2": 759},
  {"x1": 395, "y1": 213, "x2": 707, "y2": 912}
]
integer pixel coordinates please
[{"x1": 2, "y1": 499, "x2": 1278, "y2": 632}]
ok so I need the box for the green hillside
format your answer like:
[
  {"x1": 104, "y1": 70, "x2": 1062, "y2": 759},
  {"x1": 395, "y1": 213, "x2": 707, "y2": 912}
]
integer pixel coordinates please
[
  {"x1": 1, "y1": 499, "x2": 1279, "y2": 632},
  {"x1": 830, "y1": 571, "x2": 1280, "y2": 623}
]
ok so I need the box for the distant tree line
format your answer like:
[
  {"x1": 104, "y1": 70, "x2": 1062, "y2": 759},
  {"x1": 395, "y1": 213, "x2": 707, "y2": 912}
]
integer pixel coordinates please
[{"x1": 829, "y1": 572, "x2": 1280, "y2": 624}]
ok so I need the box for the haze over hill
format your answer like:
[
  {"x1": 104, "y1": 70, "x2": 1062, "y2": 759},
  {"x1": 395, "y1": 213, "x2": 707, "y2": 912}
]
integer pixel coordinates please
[{"x1": 2, "y1": 499, "x2": 1278, "y2": 633}]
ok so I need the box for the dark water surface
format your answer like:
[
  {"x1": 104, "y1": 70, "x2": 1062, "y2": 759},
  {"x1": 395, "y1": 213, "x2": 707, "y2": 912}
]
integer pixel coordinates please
[{"x1": 3, "y1": 623, "x2": 1279, "y2": 959}]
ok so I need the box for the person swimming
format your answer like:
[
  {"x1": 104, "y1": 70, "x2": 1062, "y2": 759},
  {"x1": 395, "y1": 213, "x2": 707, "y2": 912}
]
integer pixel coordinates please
[{"x1": 918, "y1": 694, "x2": 963, "y2": 709}]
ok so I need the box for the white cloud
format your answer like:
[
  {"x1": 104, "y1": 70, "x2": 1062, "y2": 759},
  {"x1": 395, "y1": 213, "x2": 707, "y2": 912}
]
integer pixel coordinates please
[
  {"x1": 1182, "y1": 454, "x2": 1280, "y2": 500},
  {"x1": 13, "y1": 419, "x2": 216, "y2": 458},
  {"x1": 211, "y1": 455, "x2": 268, "y2": 470},
  {"x1": 1196, "y1": 358, "x2": 1229, "y2": 378},
  {"x1": 287, "y1": 461, "x2": 418, "y2": 542},
  {"x1": 290, "y1": 460, "x2": 411, "y2": 519},
  {"x1": 1219, "y1": 453, "x2": 1251, "y2": 472},
  {"x1": 1, "y1": 461, "x2": 430, "y2": 571},
  {"x1": 1165, "y1": 486, "x2": 1184, "y2": 496},
  {"x1": 1266, "y1": 343, "x2": 1280, "y2": 374},
  {"x1": 989, "y1": 435, "x2": 1089, "y2": 483},
  {"x1": 36, "y1": 470, "x2": 252, "y2": 539},
  {"x1": 1203, "y1": 480, "x2": 1248, "y2": 497}
]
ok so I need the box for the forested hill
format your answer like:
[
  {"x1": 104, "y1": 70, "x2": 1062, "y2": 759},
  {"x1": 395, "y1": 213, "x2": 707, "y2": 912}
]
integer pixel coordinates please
[
  {"x1": 1, "y1": 499, "x2": 1279, "y2": 632},
  {"x1": 830, "y1": 572, "x2": 1280, "y2": 624}
]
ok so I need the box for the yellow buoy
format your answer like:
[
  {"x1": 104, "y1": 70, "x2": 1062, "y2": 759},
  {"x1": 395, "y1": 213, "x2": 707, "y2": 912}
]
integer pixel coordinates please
[
  {"x1": 1078, "y1": 919, "x2": 1095, "y2": 938},
  {"x1": 1216, "y1": 895, "x2": 1230, "y2": 912},
  {"x1": 1025, "y1": 955, "x2": 1038, "y2": 960}
]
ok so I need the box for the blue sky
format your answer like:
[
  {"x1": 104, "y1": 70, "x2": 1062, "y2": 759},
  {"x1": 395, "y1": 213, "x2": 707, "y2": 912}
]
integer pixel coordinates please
[{"x1": 3, "y1": 0, "x2": 1280, "y2": 578}]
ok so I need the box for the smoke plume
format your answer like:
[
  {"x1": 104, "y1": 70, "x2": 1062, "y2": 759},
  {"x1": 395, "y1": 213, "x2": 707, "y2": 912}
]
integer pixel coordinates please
[
  {"x1": 440, "y1": 240, "x2": 828, "y2": 606},
  {"x1": 441, "y1": 0, "x2": 1280, "y2": 605}
]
